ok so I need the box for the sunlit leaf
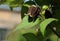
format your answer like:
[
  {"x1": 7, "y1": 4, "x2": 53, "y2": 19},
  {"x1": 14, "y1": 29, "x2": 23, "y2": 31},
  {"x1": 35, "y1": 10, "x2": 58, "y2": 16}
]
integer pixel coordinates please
[
  {"x1": 6, "y1": 16, "x2": 40, "y2": 41},
  {"x1": 14, "y1": 16, "x2": 40, "y2": 31},
  {"x1": 39, "y1": 18, "x2": 58, "y2": 36},
  {"x1": 13, "y1": 16, "x2": 40, "y2": 34}
]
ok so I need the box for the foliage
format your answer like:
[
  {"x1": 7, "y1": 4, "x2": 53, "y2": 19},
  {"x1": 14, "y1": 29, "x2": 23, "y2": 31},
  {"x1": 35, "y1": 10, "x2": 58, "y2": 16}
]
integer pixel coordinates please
[
  {"x1": 40, "y1": 18, "x2": 58, "y2": 36},
  {"x1": 1, "y1": 0, "x2": 59, "y2": 41}
]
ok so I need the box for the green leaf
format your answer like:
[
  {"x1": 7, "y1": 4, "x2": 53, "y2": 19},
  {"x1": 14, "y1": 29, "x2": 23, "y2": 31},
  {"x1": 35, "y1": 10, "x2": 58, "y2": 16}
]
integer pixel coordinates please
[
  {"x1": 6, "y1": 16, "x2": 40, "y2": 41},
  {"x1": 14, "y1": 16, "x2": 40, "y2": 32},
  {"x1": 13, "y1": 18, "x2": 39, "y2": 34},
  {"x1": 14, "y1": 16, "x2": 40, "y2": 35},
  {"x1": 39, "y1": 18, "x2": 58, "y2": 36}
]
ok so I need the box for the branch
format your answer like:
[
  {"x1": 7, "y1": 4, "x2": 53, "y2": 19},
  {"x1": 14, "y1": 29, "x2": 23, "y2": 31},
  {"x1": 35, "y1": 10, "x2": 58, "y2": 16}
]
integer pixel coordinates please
[{"x1": 49, "y1": 25, "x2": 60, "y2": 38}]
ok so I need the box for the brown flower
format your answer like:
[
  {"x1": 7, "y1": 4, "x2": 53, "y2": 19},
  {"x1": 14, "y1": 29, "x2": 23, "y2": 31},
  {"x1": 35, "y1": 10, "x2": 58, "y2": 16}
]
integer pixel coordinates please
[{"x1": 27, "y1": 5, "x2": 41, "y2": 17}]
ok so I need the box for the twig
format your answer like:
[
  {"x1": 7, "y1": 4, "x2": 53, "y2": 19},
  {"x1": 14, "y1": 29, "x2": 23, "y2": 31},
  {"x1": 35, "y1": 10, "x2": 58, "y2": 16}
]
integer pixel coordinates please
[{"x1": 49, "y1": 25, "x2": 60, "y2": 37}]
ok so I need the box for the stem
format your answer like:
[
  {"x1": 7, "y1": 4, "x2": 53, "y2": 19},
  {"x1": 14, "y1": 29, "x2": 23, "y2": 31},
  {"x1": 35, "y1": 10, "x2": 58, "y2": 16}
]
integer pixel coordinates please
[
  {"x1": 39, "y1": 14, "x2": 45, "y2": 22},
  {"x1": 49, "y1": 25, "x2": 60, "y2": 37}
]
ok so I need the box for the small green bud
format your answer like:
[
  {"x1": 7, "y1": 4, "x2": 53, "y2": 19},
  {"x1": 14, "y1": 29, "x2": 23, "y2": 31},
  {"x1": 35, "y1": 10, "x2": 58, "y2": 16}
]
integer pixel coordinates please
[{"x1": 42, "y1": 5, "x2": 49, "y2": 10}]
